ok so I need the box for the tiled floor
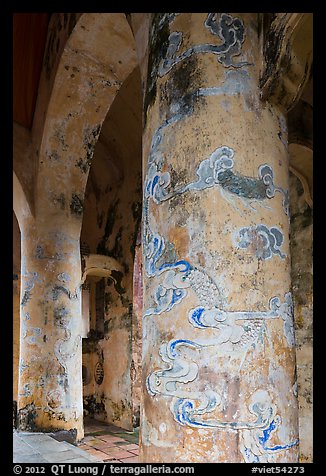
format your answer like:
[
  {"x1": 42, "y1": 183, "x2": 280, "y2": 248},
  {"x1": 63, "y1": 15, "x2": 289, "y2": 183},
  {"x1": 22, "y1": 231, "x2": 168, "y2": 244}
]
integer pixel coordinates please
[
  {"x1": 13, "y1": 431, "x2": 103, "y2": 463},
  {"x1": 78, "y1": 417, "x2": 139, "y2": 463}
]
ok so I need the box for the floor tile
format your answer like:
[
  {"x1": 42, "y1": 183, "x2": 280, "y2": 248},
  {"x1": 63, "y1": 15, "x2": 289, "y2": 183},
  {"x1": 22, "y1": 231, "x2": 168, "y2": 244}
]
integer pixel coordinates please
[
  {"x1": 83, "y1": 448, "x2": 108, "y2": 460},
  {"x1": 97, "y1": 435, "x2": 126, "y2": 443},
  {"x1": 42, "y1": 451, "x2": 80, "y2": 463},
  {"x1": 106, "y1": 450, "x2": 136, "y2": 459},
  {"x1": 81, "y1": 419, "x2": 140, "y2": 463},
  {"x1": 14, "y1": 454, "x2": 48, "y2": 463},
  {"x1": 120, "y1": 456, "x2": 139, "y2": 463},
  {"x1": 121, "y1": 443, "x2": 139, "y2": 451},
  {"x1": 62, "y1": 458, "x2": 96, "y2": 463},
  {"x1": 78, "y1": 444, "x2": 91, "y2": 450}
]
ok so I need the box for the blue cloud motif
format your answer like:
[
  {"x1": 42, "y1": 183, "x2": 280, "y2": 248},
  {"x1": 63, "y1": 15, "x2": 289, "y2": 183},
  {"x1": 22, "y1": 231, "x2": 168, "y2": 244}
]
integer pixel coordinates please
[{"x1": 236, "y1": 224, "x2": 286, "y2": 260}]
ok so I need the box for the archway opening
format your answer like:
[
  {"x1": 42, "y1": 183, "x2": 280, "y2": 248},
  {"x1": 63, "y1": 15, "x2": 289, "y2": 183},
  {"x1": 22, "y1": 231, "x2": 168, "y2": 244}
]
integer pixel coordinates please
[
  {"x1": 80, "y1": 65, "x2": 142, "y2": 433},
  {"x1": 288, "y1": 75, "x2": 313, "y2": 463}
]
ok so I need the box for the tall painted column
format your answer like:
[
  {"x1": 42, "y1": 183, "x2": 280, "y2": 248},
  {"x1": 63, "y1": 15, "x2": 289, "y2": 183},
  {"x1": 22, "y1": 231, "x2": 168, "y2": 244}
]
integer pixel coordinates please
[
  {"x1": 17, "y1": 215, "x2": 84, "y2": 440},
  {"x1": 140, "y1": 13, "x2": 299, "y2": 463}
]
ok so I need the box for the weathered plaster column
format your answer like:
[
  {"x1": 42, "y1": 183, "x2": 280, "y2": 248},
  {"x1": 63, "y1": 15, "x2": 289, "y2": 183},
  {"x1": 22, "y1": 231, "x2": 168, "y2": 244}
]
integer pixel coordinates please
[
  {"x1": 132, "y1": 232, "x2": 143, "y2": 427},
  {"x1": 13, "y1": 212, "x2": 21, "y2": 425},
  {"x1": 17, "y1": 216, "x2": 83, "y2": 440},
  {"x1": 13, "y1": 274, "x2": 20, "y2": 413},
  {"x1": 140, "y1": 13, "x2": 299, "y2": 463}
]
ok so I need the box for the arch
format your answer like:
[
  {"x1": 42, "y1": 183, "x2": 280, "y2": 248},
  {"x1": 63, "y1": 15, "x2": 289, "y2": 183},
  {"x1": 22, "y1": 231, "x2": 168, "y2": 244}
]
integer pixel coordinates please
[
  {"x1": 81, "y1": 254, "x2": 123, "y2": 285},
  {"x1": 79, "y1": 62, "x2": 143, "y2": 431},
  {"x1": 288, "y1": 98, "x2": 313, "y2": 208},
  {"x1": 13, "y1": 171, "x2": 33, "y2": 231},
  {"x1": 35, "y1": 13, "x2": 139, "y2": 238}
]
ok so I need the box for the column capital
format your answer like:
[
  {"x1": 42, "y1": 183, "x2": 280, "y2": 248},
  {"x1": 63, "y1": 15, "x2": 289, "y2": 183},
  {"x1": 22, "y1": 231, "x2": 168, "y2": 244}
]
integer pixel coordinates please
[{"x1": 259, "y1": 13, "x2": 313, "y2": 112}]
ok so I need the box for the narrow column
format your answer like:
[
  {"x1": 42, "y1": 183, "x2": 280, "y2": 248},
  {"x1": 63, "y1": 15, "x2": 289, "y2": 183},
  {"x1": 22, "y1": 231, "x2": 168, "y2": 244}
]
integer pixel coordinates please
[
  {"x1": 17, "y1": 217, "x2": 83, "y2": 441},
  {"x1": 132, "y1": 233, "x2": 143, "y2": 427},
  {"x1": 13, "y1": 212, "x2": 21, "y2": 425},
  {"x1": 13, "y1": 274, "x2": 20, "y2": 425},
  {"x1": 140, "y1": 13, "x2": 298, "y2": 463}
]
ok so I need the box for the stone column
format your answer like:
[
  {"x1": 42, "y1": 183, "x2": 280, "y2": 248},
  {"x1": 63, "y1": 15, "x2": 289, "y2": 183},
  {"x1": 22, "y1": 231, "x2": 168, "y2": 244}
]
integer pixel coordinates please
[
  {"x1": 132, "y1": 233, "x2": 143, "y2": 427},
  {"x1": 13, "y1": 273, "x2": 20, "y2": 426},
  {"x1": 13, "y1": 213, "x2": 21, "y2": 425},
  {"x1": 140, "y1": 13, "x2": 298, "y2": 463},
  {"x1": 17, "y1": 216, "x2": 83, "y2": 441}
]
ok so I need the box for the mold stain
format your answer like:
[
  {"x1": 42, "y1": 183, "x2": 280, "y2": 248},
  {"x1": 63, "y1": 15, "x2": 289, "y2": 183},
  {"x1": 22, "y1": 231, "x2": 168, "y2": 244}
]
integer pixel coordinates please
[
  {"x1": 76, "y1": 124, "x2": 101, "y2": 174},
  {"x1": 54, "y1": 305, "x2": 70, "y2": 327},
  {"x1": 97, "y1": 211, "x2": 104, "y2": 228},
  {"x1": 70, "y1": 193, "x2": 84, "y2": 216},
  {"x1": 160, "y1": 54, "x2": 202, "y2": 121},
  {"x1": 83, "y1": 394, "x2": 107, "y2": 418},
  {"x1": 17, "y1": 403, "x2": 38, "y2": 431},
  {"x1": 109, "y1": 399, "x2": 128, "y2": 422},
  {"x1": 145, "y1": 13, "x2": 253, "y2": 126},
  {"x1": 97, "y1": 199, "x2": 120, "y2": 256},
  {"x1": 43, "y1": 13, "x2": 77, "y2": 80},
  {"x1": 109, "y1": 270, "x2": 126, "y2": 295},
  {"x1": 144, "y1": 13, "x2": 175, "y2": 125},
  {"x1": 259, "y1": 14, "x2": 287, "y2": 98},
  {"x1": 96, "y1": 207, "x2": 129, "y2": 268}
]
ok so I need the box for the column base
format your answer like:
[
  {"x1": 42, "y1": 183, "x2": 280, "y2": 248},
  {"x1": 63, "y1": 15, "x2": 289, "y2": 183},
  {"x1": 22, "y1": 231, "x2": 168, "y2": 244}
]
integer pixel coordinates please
[{"x1": 17, "y1": 404, "x2": 84, "y2": 443}]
